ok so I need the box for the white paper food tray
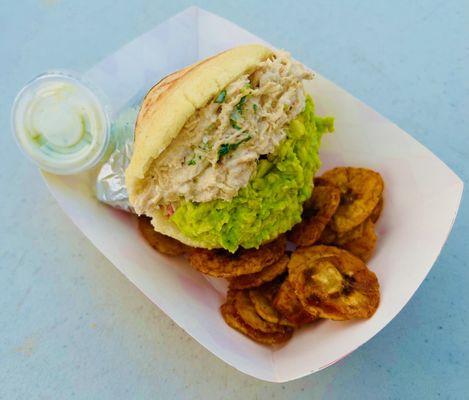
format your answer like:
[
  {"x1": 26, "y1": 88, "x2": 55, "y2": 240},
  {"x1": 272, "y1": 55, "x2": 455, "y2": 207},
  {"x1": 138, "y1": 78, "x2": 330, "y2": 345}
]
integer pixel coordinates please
[{"x1": 41, "y1": 7, "x2": 463, "y2": 382}]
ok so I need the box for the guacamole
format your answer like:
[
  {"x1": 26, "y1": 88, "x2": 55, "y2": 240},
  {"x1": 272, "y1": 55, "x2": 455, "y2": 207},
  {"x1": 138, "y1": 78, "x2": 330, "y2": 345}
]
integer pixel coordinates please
[{"x1": 170, "y1": 96, "x2": 334, "y2": 252}]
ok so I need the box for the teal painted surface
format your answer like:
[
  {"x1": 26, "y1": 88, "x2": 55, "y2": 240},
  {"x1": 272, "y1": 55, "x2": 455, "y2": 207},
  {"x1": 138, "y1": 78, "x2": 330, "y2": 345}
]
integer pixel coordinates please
[{"x1": 0, "y1": 1, "x2": 467, "y2": 398}]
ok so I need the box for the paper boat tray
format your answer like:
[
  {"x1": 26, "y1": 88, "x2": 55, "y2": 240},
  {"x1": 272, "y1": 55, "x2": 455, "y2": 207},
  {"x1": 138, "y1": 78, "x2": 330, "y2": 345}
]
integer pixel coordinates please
[{"x1": 42, "y1": 7, "x2": 463, "y2": 382}]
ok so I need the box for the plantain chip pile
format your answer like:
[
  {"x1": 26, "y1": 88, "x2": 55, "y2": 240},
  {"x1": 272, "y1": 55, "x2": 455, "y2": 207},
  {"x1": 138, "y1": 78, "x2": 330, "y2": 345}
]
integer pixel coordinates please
[{"x1": 137, "y1": 166, "x2": 385, "y2": 346}]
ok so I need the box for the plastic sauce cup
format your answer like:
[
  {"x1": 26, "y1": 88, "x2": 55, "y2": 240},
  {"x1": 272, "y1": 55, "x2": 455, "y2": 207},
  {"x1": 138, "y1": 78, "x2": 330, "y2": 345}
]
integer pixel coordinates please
[{"x1": 11, "y1": 71, "x2": 111, "y2": 175}]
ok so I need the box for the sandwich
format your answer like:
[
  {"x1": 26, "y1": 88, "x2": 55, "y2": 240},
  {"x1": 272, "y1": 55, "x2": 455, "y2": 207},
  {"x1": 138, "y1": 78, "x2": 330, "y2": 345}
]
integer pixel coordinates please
[{"x1": 125, "y1": 44, "x2": 333, "y2": 252}]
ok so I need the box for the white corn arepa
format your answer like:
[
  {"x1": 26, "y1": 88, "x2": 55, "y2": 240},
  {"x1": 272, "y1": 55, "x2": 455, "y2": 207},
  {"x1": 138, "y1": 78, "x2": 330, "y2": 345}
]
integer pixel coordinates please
[{"x1": 125, "y1": 44, "x2": 273, "y2": 247}]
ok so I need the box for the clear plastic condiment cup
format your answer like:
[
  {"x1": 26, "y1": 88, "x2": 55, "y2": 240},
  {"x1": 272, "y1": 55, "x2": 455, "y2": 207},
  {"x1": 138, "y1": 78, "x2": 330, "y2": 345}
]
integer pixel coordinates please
[{"x1": 11, "y1": 70, "x2": 111, "y2": 175}]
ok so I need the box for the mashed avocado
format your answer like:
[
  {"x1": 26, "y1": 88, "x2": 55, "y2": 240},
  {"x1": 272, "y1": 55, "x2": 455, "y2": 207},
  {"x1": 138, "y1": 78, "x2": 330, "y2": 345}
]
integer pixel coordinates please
[{"x1": 171, "y1": 96, "x2": 333, "y2": 252}]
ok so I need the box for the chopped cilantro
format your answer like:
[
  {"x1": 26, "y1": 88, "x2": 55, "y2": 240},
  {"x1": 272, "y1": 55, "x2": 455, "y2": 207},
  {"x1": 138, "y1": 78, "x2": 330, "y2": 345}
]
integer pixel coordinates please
[
  {"x1": 217, "y1": 144, "x2": 231, "y2": 160},
  {"x1": 230, "y1": 120, "x2": 242, "y2": 130},
  {"x1": 253, "y1": 103, "x2": 258, "y2": 113},
  {"x1": 214, "y1": 90, "x2": 226, "y2": 103},
  {"x1": 229, "y1": 95, "x2": 250, "y2": 129},
  {"x1": 187, "y1": 159, "x2": 196, "y2": 166},
  {"x1": 236, "y1": 95, "x2": 247, "y2": 113},
  {"x1": 230, "y1": 109, "x2": 242, "y2": 130},
  {"x1": 217, "y1": 135, "x2": 252, "y2": 161}
]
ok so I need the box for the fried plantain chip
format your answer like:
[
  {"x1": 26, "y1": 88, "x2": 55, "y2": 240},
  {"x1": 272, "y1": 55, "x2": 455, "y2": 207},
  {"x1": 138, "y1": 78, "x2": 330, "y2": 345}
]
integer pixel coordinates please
[
  {"x1": 289, "y1": 245, "x2": 380, "y2": 320},
  {"x1": 317, "y1": 224, "x2": 337, "y2": 245},
  {"x1": 249, "y1": 288, "x2": 282, "y2": 324},
  {"x1": 318, "y1": 220, "x2": 362, "y2": 246},
  {"x1": 369, "y1": 197, "x2": 384, "y2": 223},
  {"x1": 233, "y1": 290, "x2": 289, "y2": 334},
  {"x1": 334, "y1": 221, "x2": 366, "y2": 244},
  {"x1": 222, "y1": 289, "x2": 293, "y2": 344},
  {"x1": 248, "y1": 280, "x2": 295, "y2": 327},
  {"x1": 318, "y1": 218, "x2": 377, "y2": 262},
  {"x1": 320, "y1": 167, "x2": 384, "y2": 233},
  {"x1": 220, "y1": 301, "x2": 293, "y2": 345},
  {"x1": 341, "y1": 219, "x2": 377, "y2": 262},
  {"x1": 229, "y1": 255, "x2": 289, "y2": 289},
  {"x1": 189, "y1": 236, "x2": 286, "y2": 278},
  {"x1": 138, "y1": 215, "x2": 190, "y2": 256},
  {"x1": 273, "y1": 280, "x2": 318, "y2": 326},
  {"x1": 288, "y1": 183, "x2": 341, "y2": 247}
]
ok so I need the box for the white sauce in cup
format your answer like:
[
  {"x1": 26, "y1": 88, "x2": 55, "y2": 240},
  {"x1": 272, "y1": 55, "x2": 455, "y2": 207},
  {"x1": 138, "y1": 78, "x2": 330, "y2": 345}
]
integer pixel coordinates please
[{"x1": 12, "y1": 71, "x2": 110, "y2": 174}]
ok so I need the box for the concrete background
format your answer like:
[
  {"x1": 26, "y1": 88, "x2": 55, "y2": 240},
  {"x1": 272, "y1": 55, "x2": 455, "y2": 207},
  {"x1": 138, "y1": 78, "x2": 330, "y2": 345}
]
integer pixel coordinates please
[{"x1": 0, "y1": 1, "x2": 467, "y2": 398}]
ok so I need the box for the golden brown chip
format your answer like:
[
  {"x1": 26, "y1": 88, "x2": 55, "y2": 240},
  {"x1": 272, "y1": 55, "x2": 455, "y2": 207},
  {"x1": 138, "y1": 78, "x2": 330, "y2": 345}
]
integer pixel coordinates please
[
  {"x1": 334, "y1": 220, "x2": 367, "y2": 245},
  {"x1": 288, "y1": 245, "x2": 380, "y2": 320},
  {"x1": 318, "y1": 218, "x2": 377, "y2": 262},
  {"x1": 249, "y1": 288, "x2": 282, "y2": 324},
  {"x1": 233, "y1": 290, "x2": 288, "y2": 334},
  {"x1": 220, "y1": 290, "x2": 293, "y2": 345},
  {"x1": 138, "y1": 215, "x2": 190, "y2": 256},
  {"x1": 370, "y1": 197, "x2": 384, "y2": 223},
  {"x1": 220, "y1": 302, "x2": 293, "y2": 345},
  {"x1": 188, "y1": 236, "x2": 286, "y2": 278},
  {"x1": 288, "y1": 184, "x2": 341, "y2": 247},
  {"x1": 318, "y1": 221, "x2": 362, "y2": 246},
  {"x1": 317, "y1": 224, "x2": 337, "y2": 245},
  {"x1": 229, "y1": 255, "x2": 289, "y2": 289},
  {"x1": 341, "y1": 219, "x2": 377, "y2": 262},
  {"x1": 273, "y1": 280, "x2": 318, "y2": 326},
  {"x1": 320, "y1": 167, "x2": 384, "y2": 233},
  {"x1": 248, "y1": 281, "x2": 295, "y2": 327}
]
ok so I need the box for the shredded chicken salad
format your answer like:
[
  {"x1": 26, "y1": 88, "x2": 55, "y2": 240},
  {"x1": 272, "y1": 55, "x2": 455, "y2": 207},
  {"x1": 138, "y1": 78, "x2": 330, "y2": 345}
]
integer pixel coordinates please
[{"x1": 135, "y1": 51, "x2": 313, "y2": 214}]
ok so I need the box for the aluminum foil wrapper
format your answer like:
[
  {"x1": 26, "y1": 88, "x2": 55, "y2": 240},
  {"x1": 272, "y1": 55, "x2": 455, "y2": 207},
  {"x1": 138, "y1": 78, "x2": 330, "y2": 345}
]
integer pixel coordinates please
[{"x1": 96, "y1": 106, "x2": 139, "y2": 212}]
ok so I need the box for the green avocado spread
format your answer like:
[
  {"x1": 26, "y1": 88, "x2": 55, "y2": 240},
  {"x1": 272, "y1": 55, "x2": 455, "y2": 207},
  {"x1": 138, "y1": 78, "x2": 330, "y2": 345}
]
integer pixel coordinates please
[{"x1": 170, "y1": 96, "x2": 334, "y2": 252}]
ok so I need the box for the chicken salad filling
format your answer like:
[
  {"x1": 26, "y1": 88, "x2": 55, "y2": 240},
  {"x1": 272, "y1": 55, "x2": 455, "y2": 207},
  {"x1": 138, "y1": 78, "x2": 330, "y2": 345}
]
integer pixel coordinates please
[{"x1": 134, "y1": 51, "x2": 313, "y2": 214}]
